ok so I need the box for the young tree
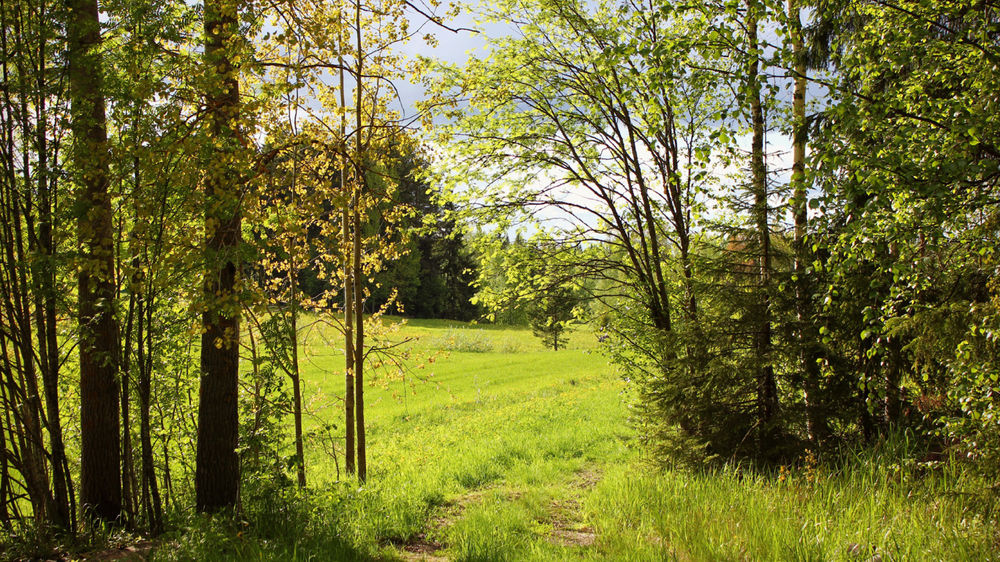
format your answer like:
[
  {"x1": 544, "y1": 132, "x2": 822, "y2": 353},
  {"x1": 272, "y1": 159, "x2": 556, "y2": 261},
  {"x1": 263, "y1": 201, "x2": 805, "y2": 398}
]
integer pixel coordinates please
[
  {"x1": 431, "y1": 0, "x2": 725, "y2": 457},
  {"x1": 251, "y1": 0, "x2": 446, "y2": 484},
  {"x1": 0, "y1": 0, "x2": 78, "y2": 530},
  {"x1": 782, "y1": 0, "x2": 828, "y2": 445},
  {"x1": 529, "y1": 285, "x2": 578, "y2": 351}
]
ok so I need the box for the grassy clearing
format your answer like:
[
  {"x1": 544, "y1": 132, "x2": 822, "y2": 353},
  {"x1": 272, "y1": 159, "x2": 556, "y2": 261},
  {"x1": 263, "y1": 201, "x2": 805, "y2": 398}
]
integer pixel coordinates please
[{"x1": 146, "y1": 318, "x2": 997, "y2": 561}]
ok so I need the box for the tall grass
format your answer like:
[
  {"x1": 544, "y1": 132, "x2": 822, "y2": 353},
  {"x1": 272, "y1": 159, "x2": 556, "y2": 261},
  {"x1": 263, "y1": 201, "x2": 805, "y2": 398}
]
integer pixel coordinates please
[
  {"x1": 587, "y1": 436, "x2": 999, "y2": 561},
  {"x1": 429, "y1": 327, "x2": 525, "y2": 353}
]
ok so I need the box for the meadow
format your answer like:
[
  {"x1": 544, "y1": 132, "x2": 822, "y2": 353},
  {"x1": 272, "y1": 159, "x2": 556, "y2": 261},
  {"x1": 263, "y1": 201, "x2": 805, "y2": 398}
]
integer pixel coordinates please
[{"x1": 138, "y1": 318, "x2": 1000, "y2": 561}]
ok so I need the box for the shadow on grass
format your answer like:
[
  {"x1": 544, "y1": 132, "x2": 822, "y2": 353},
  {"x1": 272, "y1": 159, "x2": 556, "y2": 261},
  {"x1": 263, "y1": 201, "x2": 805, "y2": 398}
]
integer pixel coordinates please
[{"x1": 151, "y1": 484, "x2": 393, "y2": 562}]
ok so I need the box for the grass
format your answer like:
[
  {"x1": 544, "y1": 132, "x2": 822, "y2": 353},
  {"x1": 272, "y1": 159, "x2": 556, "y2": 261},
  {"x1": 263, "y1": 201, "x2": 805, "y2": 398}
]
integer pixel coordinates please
[
  {"x1": 112, "y1": 318, "x2": 1000, "y2": 560},
  {"x1": 588, "y1": 457, "x2": 998, "y2": 561}
]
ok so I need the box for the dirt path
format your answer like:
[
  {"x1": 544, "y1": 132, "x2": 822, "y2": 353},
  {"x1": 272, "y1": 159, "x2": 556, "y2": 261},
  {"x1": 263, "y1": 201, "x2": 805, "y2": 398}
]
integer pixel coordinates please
[
  {"x1": 545, "y1": 468, "x2": 600, "y2": 549},
  {"x1": 396, "y1": 466, "x2": 603, "y2": 561}
]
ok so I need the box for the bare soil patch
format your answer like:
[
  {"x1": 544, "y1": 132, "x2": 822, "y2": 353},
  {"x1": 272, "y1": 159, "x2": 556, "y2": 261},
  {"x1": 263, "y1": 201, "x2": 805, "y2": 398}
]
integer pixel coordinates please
[
  {"x1": 396, "y1": 532, "x2": 447, "y2": 561},
  {"x1": 78, "y1": 540, "x2": 157, "y2": 561}
]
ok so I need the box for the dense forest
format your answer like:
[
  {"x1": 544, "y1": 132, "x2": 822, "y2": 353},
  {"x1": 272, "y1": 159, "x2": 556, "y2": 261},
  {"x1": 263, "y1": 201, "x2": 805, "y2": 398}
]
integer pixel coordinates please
[{"x1": 0, "y1": 0, "x2": 997, "y2": 558}]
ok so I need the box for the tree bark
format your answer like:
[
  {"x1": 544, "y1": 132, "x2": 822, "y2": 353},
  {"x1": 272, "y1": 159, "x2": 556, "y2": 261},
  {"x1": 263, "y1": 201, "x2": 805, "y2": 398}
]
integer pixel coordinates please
[
  {"x1": 68, "y1": 0, "x2": 122, "y2": 524},
  {"x1": 354, "y1": 1, "x2": 367, "y2": 482},
  {"x1": 289, "y1": 255, "x2": 306, "y2": 488},
  {"x1": 121, "y1": 343, "x2": 136, "y2": 525},
  {"x1": 195, "y1": 0, "x2": 242, "y2": 513},
  {"x1": 137, "y1": 292, "x2": 162, "y2": 533},
  {"x1": 354, "y1": 195, "x2": 366, "y2": 482}
]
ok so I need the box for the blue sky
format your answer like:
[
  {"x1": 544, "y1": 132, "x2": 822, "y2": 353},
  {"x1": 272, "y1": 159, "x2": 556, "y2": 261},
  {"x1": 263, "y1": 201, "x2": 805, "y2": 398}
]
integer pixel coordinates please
[{"x1": 392, "y1": 4, "x2": 511, "y2": 120}]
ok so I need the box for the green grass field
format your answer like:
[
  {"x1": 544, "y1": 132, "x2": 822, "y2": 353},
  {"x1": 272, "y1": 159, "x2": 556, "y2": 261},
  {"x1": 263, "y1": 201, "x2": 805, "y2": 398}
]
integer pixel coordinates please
[{"x1": 153, "y1": 319, "x2": 998, "y2": 561}]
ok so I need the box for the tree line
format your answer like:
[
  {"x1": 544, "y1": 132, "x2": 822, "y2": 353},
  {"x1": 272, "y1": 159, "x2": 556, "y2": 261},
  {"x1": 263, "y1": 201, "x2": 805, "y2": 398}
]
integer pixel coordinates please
[
  {"x1": 0, "y1": 0, "x2": 467, "y2": 541},
  {"x1": 435, "y1": 0, "x2": 999, "y2": 466}
]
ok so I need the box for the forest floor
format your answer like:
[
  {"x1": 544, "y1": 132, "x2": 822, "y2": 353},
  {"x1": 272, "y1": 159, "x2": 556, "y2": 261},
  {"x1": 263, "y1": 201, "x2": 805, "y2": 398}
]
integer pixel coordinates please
[{"x1": 113, "y1": 319, "x2": 998, "y2": 560}]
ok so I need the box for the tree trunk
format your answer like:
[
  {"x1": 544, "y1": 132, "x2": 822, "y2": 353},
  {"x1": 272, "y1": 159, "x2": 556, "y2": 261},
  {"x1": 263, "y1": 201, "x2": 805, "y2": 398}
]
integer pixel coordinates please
[
  {"x1": 747, "y1": 0, "x2": 779, "y2": 456},
  {"x1": 0, "y1": 367, "x2": 13, "y2": 529},
  {"x1": 138, "y1": 296, "x2": 162, "y2": 533},
  {"x1": 787, "y1": 0, "x2": 826, "y2": 446},
  {"x1": 68, "y1": 0, "x2": 122, "y2": 524},
  {"x1": 289, "y1": 267, "x2": 306, "y2": 488},
  {"x1": 354, "y1": 2, "x2": 367, "y2": 483},
  {"x1": 354, "y1": 194, "x2": 366, "y2": 482},
  {"x1": 339, "y1": 29, "x2": 356, "y2": 478},
  {"x1": 121, "y1": 345, "x2": 136, "y2": 526},
  {"x1": 884, "y1": 337, "x2": 903, "y2": 427},
  {"x1": 195, "y1": 0, "x2": 242, "y2": 513}
]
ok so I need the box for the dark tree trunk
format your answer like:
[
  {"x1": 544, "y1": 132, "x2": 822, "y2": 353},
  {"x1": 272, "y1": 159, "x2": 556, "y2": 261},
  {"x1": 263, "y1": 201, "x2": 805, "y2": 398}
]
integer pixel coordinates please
[
  {"x1": 138, "y1": 297, "x2": 162, "y2": 533},
  {"x1": 161, "y1": 440, "x2": 173, "y2": 513},
  {"x1": 0, "y1": 374, "x2": 11, "y2": 529},
  {"x1": 121, "y1": 347, "x2": 136, "y2": 526},
  {"x1": 195, "y1": 0, "x2": 242, "y2": 513},
  {"x1": 354, "y1": 3, "x2": 367, "y2": 482},
  {"x1": 747, "y1": 0, "x2": 779, "y2": 456},
  {"x1": 290, "y1": 269, "x2": 306, "y2": 488},
  {"x1": 353, "y1": 179, "x2": 366, "y2": 483},
  {"x1": 0, "y1": 352, "x2": 26, "y2": 528},
  {"x1": 68, "y1": 0, "x2": 122, "y2": 524},
  {"x1": 884, "y1": 337, "x2": 903, "y2": 427}
]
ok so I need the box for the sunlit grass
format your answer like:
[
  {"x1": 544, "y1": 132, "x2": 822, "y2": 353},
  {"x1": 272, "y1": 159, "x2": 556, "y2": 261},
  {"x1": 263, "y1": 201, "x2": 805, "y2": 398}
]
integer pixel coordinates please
[{"x1": 145, "y1": 317, "x2": 998, "y2": 561}]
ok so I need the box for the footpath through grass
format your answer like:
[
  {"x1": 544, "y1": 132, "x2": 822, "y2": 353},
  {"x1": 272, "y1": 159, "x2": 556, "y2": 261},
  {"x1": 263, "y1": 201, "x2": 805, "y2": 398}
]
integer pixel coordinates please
[{"x1": 153, "y1": 319, "x2": 998, "y2": 561}]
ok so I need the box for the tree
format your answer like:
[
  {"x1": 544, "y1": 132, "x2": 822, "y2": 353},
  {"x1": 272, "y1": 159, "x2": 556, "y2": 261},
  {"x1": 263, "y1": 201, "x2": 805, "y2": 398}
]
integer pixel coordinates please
[
  {"x1": 744, "y1": 0, "x2": 779, "y2": 456},
  {"x1": 809, "y1": 0, "x2": 1000, "y2": 457},
  {"x1": 370, "y1": 148, "x2": 480, "y2": 321},
  {"x1": 69, "y1": 0, "x2": 122, "y2": 523},
  {"x1": 196, "y1": 0, "x2": 244, "y2": 512},
  {"x1": 0, "y1": 0, "x2": 77, "y2": 531},
  {"x1": 786, "y1": 0, "x2": 826, "y2": 446},
  {"x1": 433, "y1": 0, "x2": 708, "y2": 326},
  {"x1": 249, "y1": 0, "x2": 442, "y2": 484},
  {"x1": 105, "y1": 0, "x2": 201, "y2": 531},
  {"x1": 529, "y1": 284, "x2": 578, "y2": 351},
  {"x1": 431, "y1": 0, "x2": 728, "y2": 457}
]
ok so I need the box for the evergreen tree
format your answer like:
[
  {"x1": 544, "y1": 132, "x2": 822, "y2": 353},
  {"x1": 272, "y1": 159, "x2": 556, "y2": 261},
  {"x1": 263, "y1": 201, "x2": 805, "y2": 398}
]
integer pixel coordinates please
[{"x1": 528, "y1": 284, "x2": 578, "y2": 351}]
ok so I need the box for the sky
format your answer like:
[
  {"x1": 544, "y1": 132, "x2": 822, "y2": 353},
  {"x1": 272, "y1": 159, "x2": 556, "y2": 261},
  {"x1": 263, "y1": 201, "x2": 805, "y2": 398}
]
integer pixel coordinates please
[{"x1": 391, "y1": 4, "x2": 516, "y2": 121}]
